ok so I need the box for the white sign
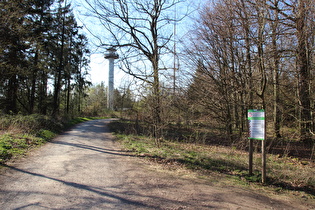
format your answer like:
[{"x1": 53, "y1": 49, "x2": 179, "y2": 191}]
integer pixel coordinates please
[{"x1": 248, "y1": 109, "x2": 265, "y2": 140}]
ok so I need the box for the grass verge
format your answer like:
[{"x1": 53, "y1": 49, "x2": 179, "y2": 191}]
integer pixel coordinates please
[
  {"x1": 0, "y1": 115, "x2": 101, "y2": 163},
  {"x1": 109, "y1": 120, "x2": 315, "y2": 199}
]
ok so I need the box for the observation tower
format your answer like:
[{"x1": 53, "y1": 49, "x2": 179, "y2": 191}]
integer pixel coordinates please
[{"x1": 104, "y1": 47, "x2": 119, "y2": 110}]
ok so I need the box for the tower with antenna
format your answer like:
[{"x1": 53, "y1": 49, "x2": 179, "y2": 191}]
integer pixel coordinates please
[{"x1": 105, "y1": 47, "x2": 119, "y2": 110}]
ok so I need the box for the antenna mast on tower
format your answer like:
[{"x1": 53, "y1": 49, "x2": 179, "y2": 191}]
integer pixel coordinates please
[{"x1": 173, "y1": 3, "x2": 177, "y2": 95}]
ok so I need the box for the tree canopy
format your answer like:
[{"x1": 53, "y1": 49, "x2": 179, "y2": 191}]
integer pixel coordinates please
[{"x1": 0, "y1": 0, "x2": 91, "y2": 117}]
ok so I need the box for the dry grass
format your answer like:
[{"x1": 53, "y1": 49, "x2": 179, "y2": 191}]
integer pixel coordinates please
[{"x1": 110, "y1": 120, "x2": 315, "y2": 198}]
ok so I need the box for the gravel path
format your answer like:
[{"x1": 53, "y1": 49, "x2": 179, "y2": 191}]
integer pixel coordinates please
[{"x1": 0, "y1": 119, "x2": 313, "y2": 209}]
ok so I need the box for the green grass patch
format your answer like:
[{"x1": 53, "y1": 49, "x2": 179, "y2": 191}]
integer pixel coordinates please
[
  {"x1": 37, "y1": 129, "x2": 56, "y2": 141},
  {"x1": 66, "y1": 117, "x2": 92, "y2": 127},
  {"x1": 0, "y1": 133, "x2": 45, "y2": 163}
]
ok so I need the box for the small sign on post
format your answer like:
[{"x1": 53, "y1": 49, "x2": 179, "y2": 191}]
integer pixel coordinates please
[
  {"x1": 248, "y1": 109, "x2": 266, "y2": 183},
  {"x1": 248, "y1": 109, "x2": 265, "y2": 140}
]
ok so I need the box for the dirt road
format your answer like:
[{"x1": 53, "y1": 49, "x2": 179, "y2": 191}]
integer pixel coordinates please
[{"x1": 0, "y1": 119, "x2": 313, "y2": 209}]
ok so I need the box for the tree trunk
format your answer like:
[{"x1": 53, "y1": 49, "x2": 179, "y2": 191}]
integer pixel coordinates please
[
  {"x1": 6, "y1": 75, "x2": 18, "y2": 114},
  {"x1": 296, "y1": 0, "x2": 311, "y2": 142},
  {"x1": 38, "y1": 70, "x2": 48, "y2": 115},
  {"x1": 66, "y1": 75, "x2": 71, "y2": 114},
  {"x1": 152, "y1": 55, "x2": 161, "y2": 139},
  {"x1": 271, "y1": 1, "x2": 281, "y2": 138},
  {"x1": 52, "y1": 5, "x2": 66, "y2": 117},
  {"x1": 151, "y1": 2, "x2": 162, "y2": 141},
  {"x1": 29, "y1": 50, "x2": 39, "y2": 114}
]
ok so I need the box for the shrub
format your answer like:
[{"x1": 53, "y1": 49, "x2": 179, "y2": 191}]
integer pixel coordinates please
[{"x1": 0, "y1": 114, "x2": 63, "y2": 134}]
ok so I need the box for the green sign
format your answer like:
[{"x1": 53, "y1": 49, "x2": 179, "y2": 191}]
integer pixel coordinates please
[{"x1": 248, "y1": 109, "x2": 265, "y2": 140}]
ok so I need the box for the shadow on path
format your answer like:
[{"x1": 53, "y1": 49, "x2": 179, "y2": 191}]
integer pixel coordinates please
[
  {"x1": 0, "y1": 164, "x2": 155, "y2": 208},
  {"x1": 51, "y1": 141, "x2": 134, "y2": 157}
]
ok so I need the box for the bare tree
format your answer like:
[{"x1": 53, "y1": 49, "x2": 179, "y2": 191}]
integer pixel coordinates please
[
  {"x1": 267, "y1": 0, "x2": 282, "y2": 138},
  {"x1": 185, "y1": 0, "x2": 243, "y2": 138},
  {"x1": 84, "y1": 0, "x2": 187, "y2": 140},
  {"x1": 296, "y1": 0, "x2": 312, "y2": 141},
  {"x1": 268, "y1": 0, "x2": 315, "y2": 141}
]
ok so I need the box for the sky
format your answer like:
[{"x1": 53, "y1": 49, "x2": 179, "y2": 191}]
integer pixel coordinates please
[
  {"x1": 72, "y1": 0, "x2": 122, "y2": 87},
  {"x1": 72, "y1": 0, "x2": 203, "y2": 88},
  {"x1": 88, "y1": 54, "x2": 126, "y2": 86}
]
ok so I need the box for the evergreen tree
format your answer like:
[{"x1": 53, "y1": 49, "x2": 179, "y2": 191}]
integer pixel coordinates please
[{"x1": 0, "y1": 0, "x2": 90, "y2": 117}]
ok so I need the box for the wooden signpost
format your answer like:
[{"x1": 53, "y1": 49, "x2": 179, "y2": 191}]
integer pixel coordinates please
[{"x1": 248, "y1": 109, "x2": 266, "y2": 183}]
